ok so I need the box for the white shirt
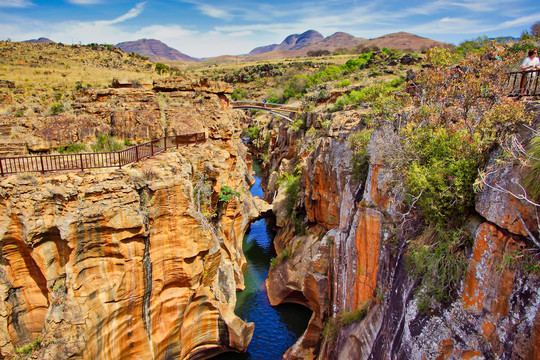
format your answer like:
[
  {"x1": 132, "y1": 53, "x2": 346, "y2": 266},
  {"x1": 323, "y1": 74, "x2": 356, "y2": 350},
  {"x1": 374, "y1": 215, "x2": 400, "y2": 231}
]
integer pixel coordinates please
[{"x1": 522, "y1": 56, "x2": 540, "y2": 69}]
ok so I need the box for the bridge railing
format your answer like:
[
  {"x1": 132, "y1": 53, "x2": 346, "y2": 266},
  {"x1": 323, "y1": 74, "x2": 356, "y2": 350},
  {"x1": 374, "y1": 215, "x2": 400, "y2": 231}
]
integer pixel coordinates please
[
  {"x1": 0, "y1": 132, "x2": 206, "y2": 177},
  {"x1": 507, "y1": 69, "x2": 540, "y2": 97},
  {"x1": 231, "y1": 100, "x2": 303, "y2": 112}
]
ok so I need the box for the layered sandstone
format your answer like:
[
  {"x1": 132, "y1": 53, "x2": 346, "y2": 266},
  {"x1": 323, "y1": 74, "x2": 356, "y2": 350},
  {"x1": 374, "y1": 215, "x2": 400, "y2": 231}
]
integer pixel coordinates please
[
  {"x1": 0, "y1": 79, "x2": 258, "y2": 359},
  {"x1": 1, "y1": 76, "x2": 237, "y2": 155}
]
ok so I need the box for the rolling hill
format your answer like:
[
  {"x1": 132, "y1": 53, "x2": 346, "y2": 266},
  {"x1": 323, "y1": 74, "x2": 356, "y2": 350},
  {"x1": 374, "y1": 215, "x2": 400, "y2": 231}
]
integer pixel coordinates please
[{"x1": 116, "y1": 38, "x2": 199, "y2": 62}]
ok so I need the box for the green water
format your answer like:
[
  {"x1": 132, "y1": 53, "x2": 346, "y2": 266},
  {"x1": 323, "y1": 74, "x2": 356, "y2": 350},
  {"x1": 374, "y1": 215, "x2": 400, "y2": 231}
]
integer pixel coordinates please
[{"x1": 212, "y1": 161, "x2": 312, "y2": 360}]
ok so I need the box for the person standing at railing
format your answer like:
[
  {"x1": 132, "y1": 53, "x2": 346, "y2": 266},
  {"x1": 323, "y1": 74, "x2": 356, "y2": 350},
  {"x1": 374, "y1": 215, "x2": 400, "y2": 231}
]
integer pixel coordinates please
[
  {"x1": 521, "y1": 49, "x2": 540, "y2": 71},
  {"x1": 520, "y1": 49, "x2": 540, "y2": 95}
]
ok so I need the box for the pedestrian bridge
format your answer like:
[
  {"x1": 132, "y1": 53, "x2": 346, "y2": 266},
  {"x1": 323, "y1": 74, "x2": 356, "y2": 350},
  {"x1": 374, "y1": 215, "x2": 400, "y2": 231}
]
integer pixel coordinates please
[{"x1": 231, "y1": 101, "x2": 303, "y2": 122}]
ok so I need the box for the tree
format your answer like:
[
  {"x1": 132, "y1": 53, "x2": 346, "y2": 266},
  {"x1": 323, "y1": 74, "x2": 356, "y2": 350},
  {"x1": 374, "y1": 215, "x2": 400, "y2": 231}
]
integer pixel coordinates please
[{"x1": 531, "y1": 22, "x2": 540, "y2": 39}]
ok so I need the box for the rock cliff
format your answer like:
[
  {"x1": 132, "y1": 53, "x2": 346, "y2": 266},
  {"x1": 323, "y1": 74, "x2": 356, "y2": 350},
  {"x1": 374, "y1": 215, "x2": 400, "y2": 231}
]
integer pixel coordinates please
[
  {"x1": 0, "y1": 79, "x2": 260, "y2": 359},
  {"x1": 257, "y1": 106, "x2": 540, "y2": 359}
]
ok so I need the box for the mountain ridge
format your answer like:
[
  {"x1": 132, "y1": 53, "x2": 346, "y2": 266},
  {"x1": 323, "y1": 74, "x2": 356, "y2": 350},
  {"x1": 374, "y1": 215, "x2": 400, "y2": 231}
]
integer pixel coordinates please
[
  {"x1": 116, "y1": 38, "x2": 199, "y2": 62},
  {"x1": 248, "y1": 30, "x2": 324, "y2": 56}
]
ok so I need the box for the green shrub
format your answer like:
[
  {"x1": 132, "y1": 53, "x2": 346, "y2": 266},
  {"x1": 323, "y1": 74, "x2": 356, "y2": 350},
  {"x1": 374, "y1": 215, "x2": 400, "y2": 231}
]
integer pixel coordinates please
[
  {"x1": 241, "y1": 125, "x2": 260, "y2": 139},
  {"x1": 218, "y1": 185, "x2": 240, "y2": 202},
  {"x1": 276, "y1": 171, "x2": 301, "y2": 215},
  {"x1": 91, "y1": 134, "x2": 125, "y2": 152},
  {"x1": 404, "y1": 127, "x2": 481, "y2": 226},
  {"x1": 50, "y1": 102, "x2": 64, "y2": 115},
  {"x1": 336, "y1": 79, "x2": 351, "y2": 88},
  {"x1": 523, "y1": 135, "x2": 540, "y2": 201},
  {"x1": 348, "y1": 129, "x2": 372, "y2": 182},
  {"x1": 278, "y1": 247, "x2": 291, "y2": 262},
  {"x1": 155, "y1": 62, "x2": 169, "y2": 74},
  {"x1": 16, "y1": 337, "x2": 43, "y2": 355},
  {"x1": 407, "y1": 227, "x2": 472, "y2": 312},
  {"x1": 56, "y1": 142, "x2": 87, "y2": 154},
  {"x1": 231, "y1": 87, "x2": 247, "y2": 100}
]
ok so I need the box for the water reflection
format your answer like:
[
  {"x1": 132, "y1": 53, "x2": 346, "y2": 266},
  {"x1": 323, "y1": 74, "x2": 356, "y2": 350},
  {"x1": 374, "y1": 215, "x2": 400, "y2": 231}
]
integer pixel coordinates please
[{"x1": 212, "y1": 162, "x2": 312, "y2": 360}]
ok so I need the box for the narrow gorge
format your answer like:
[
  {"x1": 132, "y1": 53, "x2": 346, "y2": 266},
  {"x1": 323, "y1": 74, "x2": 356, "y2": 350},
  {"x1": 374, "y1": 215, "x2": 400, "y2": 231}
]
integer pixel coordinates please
[{"x1": 1, "y1": 45, "x2": 540, "y2": 360}]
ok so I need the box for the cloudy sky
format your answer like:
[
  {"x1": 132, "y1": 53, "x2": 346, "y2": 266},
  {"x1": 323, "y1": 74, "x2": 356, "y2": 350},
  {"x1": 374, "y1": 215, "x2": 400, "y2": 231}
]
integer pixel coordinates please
[{"x1": 0, "y1": 0, "x2": 538, "y2": 58}]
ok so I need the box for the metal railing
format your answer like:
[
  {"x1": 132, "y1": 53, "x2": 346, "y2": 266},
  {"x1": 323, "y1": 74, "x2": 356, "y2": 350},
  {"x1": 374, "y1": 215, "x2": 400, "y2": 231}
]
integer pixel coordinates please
[
  {"x1": 507, "y1": 69, "x2": 540, "y2": 97},
  {"x1": 0, "y1": 132, "x2": 206, "y2": 177}
]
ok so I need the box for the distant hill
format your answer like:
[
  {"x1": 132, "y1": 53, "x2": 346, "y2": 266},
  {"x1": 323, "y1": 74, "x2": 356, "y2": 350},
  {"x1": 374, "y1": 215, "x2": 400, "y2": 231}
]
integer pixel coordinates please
[
  {"x1": 242, "y1": 31, "x2": 452, "y2": 61},
  {"x1": 293, "y1": 32, "x2": 366, "y2": 55},
  {"x1": 24, "y1": 37, "x2": 54, "y2": 43},
  {"x1": 116, "y1": 39, "x2": 199, "y2": 62},
  {"x1": 248, "y1": 30, "x2": 324, "y2": 56},
  {"x1": 359, "y1": 32, "x2": 453, "y2": 52}
]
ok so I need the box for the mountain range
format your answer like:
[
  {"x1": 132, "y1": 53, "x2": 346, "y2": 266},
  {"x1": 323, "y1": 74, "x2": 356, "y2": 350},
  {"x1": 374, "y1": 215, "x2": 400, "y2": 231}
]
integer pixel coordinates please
[{"x1": 25, "y1": 30, "x2": 453, "y2": 63}]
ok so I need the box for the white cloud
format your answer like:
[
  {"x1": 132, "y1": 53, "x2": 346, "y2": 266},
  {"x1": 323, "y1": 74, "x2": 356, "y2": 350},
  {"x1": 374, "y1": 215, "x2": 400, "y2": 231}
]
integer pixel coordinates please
[
  {"x1": 180, "y1": 0, "x2": 231, "y2": 19},
  {"x1": 0, "y1": 0, "x2": 33, "y2": 7},
  {"x1": 448, "y1": 0, "x2": 516, "y2": 12},
  {"x1": 98, "y1": 2, "x2": 147, "y2": 25},
  {"x1": 197, "y1": 3, "x2": 230, "y2": 19},
  {"x1": 498, "y1": 12, "x2": 540, "y2": 28}
]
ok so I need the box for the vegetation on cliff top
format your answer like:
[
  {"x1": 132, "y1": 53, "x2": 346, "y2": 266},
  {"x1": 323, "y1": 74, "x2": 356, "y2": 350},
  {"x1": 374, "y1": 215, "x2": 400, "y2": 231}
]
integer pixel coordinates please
[{"x1": 241, "y1": 33, "x2": 539, "y2": 314}]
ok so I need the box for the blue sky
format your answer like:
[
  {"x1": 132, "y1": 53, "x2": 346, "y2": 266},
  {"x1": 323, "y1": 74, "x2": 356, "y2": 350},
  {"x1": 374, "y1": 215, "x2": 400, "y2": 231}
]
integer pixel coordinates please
[{"x1": 0, "y1": 0, "x2": 538, "y2": 58}]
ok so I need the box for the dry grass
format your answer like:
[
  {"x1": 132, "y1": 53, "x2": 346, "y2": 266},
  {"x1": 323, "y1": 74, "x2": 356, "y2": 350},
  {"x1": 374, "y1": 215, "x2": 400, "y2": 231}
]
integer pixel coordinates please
[{"x1": 0, "y1": 41, "x2": 160, "y2": 109}]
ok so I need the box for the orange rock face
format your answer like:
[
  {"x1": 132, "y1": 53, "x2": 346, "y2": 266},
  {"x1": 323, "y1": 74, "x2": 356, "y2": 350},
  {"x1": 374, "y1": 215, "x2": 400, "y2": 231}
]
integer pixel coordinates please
[
  {"x1": 0, "y1": 140, "x2": 256, "y2": 359},
  {"x1": 352, "y1": 207, "x2": 381, "y2": 310}
]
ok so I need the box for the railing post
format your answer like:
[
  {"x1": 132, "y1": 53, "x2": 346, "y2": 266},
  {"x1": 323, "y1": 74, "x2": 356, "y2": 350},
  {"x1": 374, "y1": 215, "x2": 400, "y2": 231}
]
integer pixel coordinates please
[
  {"x1": 135, "y1": 145, "x2": 139, "y2": 161},
  {"x1": 80, "y1": 153, "x2": 84, "y2": 172},
  {"x1": 151, "y1": 141, "x2": 154, "y2": 156},
  {"x1": 118, "y1": 151, "x2": 122, "y2": 168},
  {"x1": 40, "y1": 154, "x2": 45, "y2": 174},
  {"x1": 164, "y1": 136, "x2": 167, "y2": 151},
  {"x1": 0, "y1": 158, "x2": 3, "y2": 177}
]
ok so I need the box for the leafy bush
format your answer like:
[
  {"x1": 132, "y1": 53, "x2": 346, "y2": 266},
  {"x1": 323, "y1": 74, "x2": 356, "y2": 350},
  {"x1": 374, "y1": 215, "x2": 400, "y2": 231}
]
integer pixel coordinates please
[
  {"x1": 307, "y1": 49, "x2": 331, "y2": 57},
  {"x1": 403, "y1": 127, "x2": 481, "y2": 226},
  {"x1": 276, "y1": 171, "x2": 301, "y2": 216},
  {"x1": 348, "y1": 129, "x2": 373, "y2": 182},
  {"x1": 282, "y1": 75, "x2": 309, "y2": 101},
  {"x1": 231, "y1": 87, "x2": 247, "y2": 100},
  {"x1": 91, "y1": 134, "x2": 125, "y2": 152},
  {"x1": 523, "y1": 136, "x2": 540, "y2": 201},
  {"x1": 218, "y1": 185, "x2": 240, "y2": 202},
  {"x1": 155, "y1": 62, "x2": 169, "y2": 74},
  {"x1": 407, "y1": 227, "x2": 472, "y2": 312},
  {"x1": 333, "y1": 82, "x2": 391, "y2": 110},
  {"x1": 342, "y1": 52, "x2": 373, "y2": 73},
  {"x1": 16, "y1": 338, "x2": 43, "y2": 355},
  {"x1": 56, "y1": 142, "x2": 87, "y2": 153},
  {"x1": 50, "y1": 102, "x2": 64, "y2": 115},
  {"x1": 336, "y1": 79, "x2": 351, "y2": 88},
  {"x1": 241, "y1": 125, "x2": 260, "y2": 139}
]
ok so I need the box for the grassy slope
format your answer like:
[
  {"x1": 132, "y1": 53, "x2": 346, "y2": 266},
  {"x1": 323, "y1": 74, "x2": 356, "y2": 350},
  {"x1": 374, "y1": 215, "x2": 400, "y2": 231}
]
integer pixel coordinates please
[{"x1": 0, "y1": 41, "x2": 157, "y2": 114}]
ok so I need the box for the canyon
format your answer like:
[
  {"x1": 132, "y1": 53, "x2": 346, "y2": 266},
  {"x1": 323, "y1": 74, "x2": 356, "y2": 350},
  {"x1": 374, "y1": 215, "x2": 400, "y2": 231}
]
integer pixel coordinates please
[
  {"x1": 256, "y1": 107, "x2": 540, "y2": 359},
  {"x1": 0, "y1": 71, "x2": 539, "y2": 360},
  {"x1": 0, "y1": 79, "x2": 264, "y2": 359}
]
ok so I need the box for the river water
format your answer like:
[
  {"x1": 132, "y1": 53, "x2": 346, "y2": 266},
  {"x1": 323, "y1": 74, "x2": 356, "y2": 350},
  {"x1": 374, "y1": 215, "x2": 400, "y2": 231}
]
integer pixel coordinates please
[{"x1": 213, "y1": 161, "x2": 312, "y2": 360}]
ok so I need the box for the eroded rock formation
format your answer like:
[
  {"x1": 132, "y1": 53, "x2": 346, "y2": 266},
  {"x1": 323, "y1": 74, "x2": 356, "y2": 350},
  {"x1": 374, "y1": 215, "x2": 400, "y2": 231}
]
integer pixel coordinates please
[
  {"x1": 0, "y1": 79, "x2": 261, "y2": 359},
  {"x1": 257, "y1": 108, "x2": 540, "y2": 360}
]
